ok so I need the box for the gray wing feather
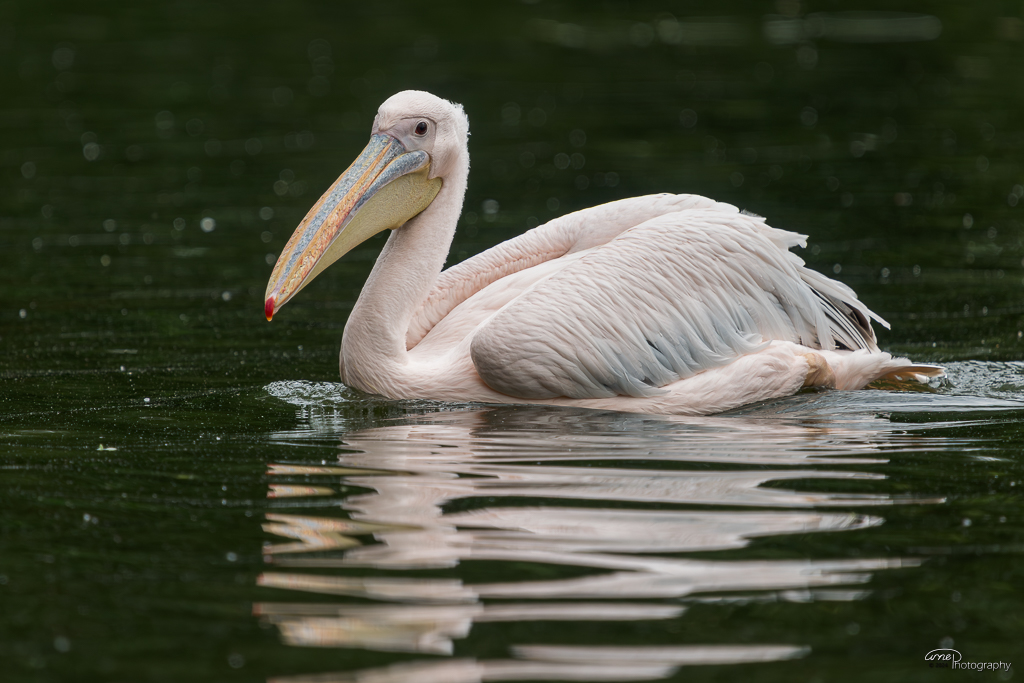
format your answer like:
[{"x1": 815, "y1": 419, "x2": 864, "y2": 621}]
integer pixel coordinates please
[{"x1": 470, "y1": 207, "x2": 883, "y2": 400}]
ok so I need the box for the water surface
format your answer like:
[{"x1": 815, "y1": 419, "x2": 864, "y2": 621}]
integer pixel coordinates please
[{"x1": 2, "y1": 1, "x2": 1024, "y2": 681}]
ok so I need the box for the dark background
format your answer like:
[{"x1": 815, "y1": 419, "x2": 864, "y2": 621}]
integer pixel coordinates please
[{"x1": 2, "y1": 1, "x2": 1023, "y2": 681}]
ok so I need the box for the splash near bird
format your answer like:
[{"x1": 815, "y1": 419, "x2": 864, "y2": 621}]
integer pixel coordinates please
[{"x1": 265, "y1": 91, "x2": 942, "y2": 415}]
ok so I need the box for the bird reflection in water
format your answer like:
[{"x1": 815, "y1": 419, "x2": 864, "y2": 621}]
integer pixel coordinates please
[{"x1": 256, "y1": 394, "x2": 948, "y2": 682}]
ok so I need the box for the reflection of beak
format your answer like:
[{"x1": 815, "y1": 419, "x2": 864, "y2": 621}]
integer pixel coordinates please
[{"x1": 264, "y1": 134, "x2": 442, "y2": 320}]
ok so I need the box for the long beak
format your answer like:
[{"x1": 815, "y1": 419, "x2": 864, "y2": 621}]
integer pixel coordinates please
[{"x1": 264, "y1": 133, "x2": 442, "y2": 320}]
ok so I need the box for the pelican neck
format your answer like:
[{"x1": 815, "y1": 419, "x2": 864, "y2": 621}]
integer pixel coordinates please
[{"x1": 340, "y1": 160, "x2": 468, "y2": 389}]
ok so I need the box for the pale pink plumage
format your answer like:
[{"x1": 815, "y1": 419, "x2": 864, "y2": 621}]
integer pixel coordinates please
[{"x1": 332, "y1": 91, "x2": 941, "y2": 414}]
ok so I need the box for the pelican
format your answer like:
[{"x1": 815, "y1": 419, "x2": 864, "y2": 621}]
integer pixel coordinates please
[{"x1": 265, "y1": 90, "x2": 942, "y2": 415}]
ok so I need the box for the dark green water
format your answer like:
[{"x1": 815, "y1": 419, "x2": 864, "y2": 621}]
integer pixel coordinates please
[{"x1": 2, "y1": 1, "x2": 1024, "y2": 681}]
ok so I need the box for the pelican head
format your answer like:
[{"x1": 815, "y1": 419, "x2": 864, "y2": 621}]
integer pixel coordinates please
[{"x1": 264, "y1": 90, "x2": 469, "y2": 320}]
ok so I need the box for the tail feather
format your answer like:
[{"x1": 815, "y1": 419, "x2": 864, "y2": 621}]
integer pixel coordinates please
[{"x1": 820, "y1": 350, "x2": 945, "y2": 390}]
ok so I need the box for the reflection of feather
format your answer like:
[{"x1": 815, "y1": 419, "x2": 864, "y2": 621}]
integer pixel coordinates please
[
  {"x1": 472, "y1": 560, "x2": 918, "y2": 600},
  {"x1": 258, "y1": 403, "x2": 948, "y2": 673},
  {"x1": 512, "y1": 644, "x2": 810, "y2": 665},
  {"x1": 269, "y1": 658, "x2": 675, "y2": 683},
  {"x1": 255, "y1": 602, "x2": 684, "y2": 655},
  {"x1": 446, "y1": 507, "x2": 880, "y2": 554},
  {"x1": 275, "y1": 614, "x2": 469, "y2": 655},
  {"x1": 267, "y1": 484, "x2": 335, "y2": 498},
  {"x1": 261, "y1": 513, "x2": 410, "y2": 554},
  {"x1": 265, "y1": 645, "x2": 809, "y2": 683},
  {"x1": 257, "y1": 572, "x2": 475, "y2": 603}
]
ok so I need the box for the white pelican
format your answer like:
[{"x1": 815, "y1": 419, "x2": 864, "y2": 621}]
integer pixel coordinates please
[{"x1": 265, "y1": 90, "x2": 942, "y2": 415}]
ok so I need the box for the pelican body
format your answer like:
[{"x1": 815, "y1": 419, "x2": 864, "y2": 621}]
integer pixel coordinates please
[{"x1": 265, "y1": 91, "x2": 941, "y2": 415}]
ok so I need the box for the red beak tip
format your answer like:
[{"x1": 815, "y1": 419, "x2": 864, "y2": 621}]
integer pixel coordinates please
[{"x1": 265, "y1": 298, "x2": 275, "y2": 321}]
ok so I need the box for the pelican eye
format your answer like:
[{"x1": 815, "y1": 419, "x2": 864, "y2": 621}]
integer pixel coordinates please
[{"x1": 414, "y1": 121, "x2": 428, "y2": 135}]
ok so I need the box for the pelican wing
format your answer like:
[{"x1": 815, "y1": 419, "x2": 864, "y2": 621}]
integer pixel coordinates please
[
  {"x1": 407, "y1": 194, "x2": 729, "y2": 348},
  {"x1": 469, "y1": 207, "x2": 885, "y2": 400}
]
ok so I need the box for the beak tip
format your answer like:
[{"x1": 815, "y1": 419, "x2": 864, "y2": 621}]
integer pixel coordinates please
[{"x1": 265, "y1": 297, "x2": 275, "y2": 321}]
